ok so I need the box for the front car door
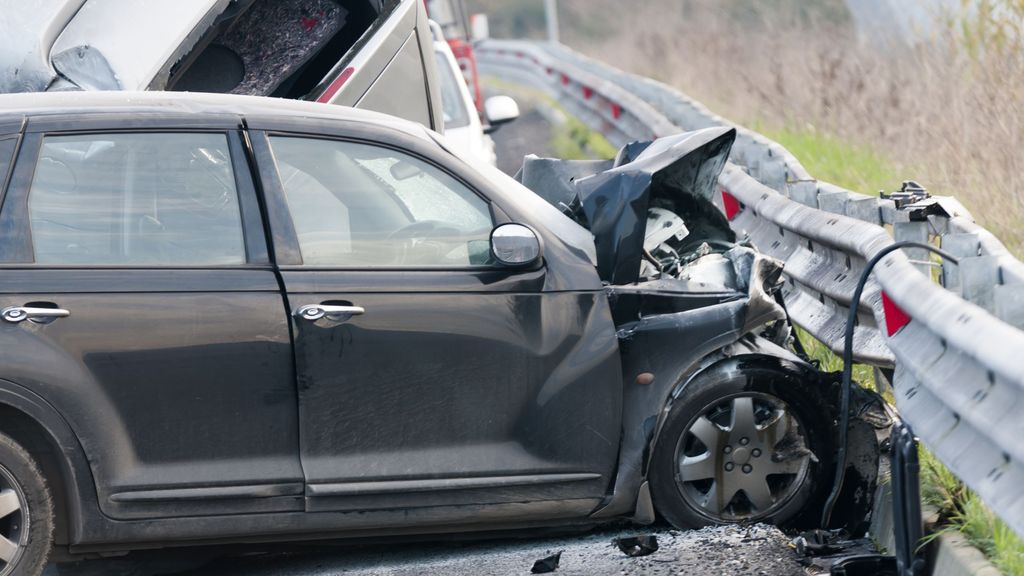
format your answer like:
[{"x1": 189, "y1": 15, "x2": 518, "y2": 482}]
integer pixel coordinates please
[
  {"x1": 248, "y1": 118, "x2": 622, "y2": 527},
  {"x1": 0, "y1": 117, "x2": 302, "y2": 520}
]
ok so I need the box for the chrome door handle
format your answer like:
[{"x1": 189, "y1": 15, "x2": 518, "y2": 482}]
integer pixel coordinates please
[
  {"x1": 2, "y1": 306, "x2": 70, "y2": 324},
  {"x1": 295, "y1": 304, "x2": 365, "y2": 322}
]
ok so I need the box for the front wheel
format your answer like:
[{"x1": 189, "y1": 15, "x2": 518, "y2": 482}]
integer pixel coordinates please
[
  {"x1": 0, "y1": 432, "x2": 53, "y2": 576},
  {"x1": 649, "y1": 363, "x2": 833, "y2": 529}
]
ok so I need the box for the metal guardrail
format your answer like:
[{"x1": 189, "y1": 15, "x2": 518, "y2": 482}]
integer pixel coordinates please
[{"x1": 477, "y1": 39, "x2": 1024, "y2": 537}]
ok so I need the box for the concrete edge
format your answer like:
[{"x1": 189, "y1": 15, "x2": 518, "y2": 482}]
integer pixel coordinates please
[
  {"x1": 869, "y1": 480, "x2": 1004, "y2": 575},
  {"x1": 928, "y1": 529, "x2": 1003, "y2": 576}
]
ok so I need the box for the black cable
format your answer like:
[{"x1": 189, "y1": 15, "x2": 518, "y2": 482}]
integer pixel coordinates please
[{"x1": 819, "y1": 241, "x2": 959, "y2": 529}]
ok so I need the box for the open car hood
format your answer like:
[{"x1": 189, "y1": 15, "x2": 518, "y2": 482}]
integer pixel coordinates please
[{"x1": 516, "y1": 127, "x2": 737, "y2": 285}]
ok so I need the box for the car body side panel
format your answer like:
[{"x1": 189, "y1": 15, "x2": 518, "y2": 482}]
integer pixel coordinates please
[
  {"x1": 318, "y1": 0, "x2": 442, "y2": 131},
  {"x1": 287, "y1": 284, "x2": 623, "y2": 513},
  {"x1": 353, "y1": 31, "x2": 431, "y2": 129},
  {"x1": 590, "y1": 299, "x2": 750, "y2": 518}
]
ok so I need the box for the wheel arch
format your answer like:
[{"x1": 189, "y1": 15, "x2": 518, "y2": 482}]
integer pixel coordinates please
[
  {"x1": 651, "y1": 335, "x2": 831, "y2": 462},
  {"x1": 0, "y1": 381, "x2": 97, "y2": 547}
]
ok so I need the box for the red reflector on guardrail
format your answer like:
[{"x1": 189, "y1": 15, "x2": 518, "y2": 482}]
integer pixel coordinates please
[
  {"x1": 561, "y1": 74, "x2": 570, "y2": 86},
  {"x1": 611, "y1": 103, "x2": 622, "y2": 119},
  {"x1": 582, "y1": 86, "x2": 593, "y2": 99},
  {"x1": 881, "y1": 291, "x2": 911, "y2": 336},
  {"x1": 722, "y1": 190, "x2": 741, "y2": 220},
  {"x1": 316, "y1": 67, "x2": 355, "y2": 103}
]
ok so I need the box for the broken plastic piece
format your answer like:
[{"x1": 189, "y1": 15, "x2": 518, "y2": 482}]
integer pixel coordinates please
[
  {"x1": 790, "y1": 529, "x2": 849, "y2": 556},
  {"x1": 530, "y1": 551, "x2": 561, "y2": 573},
  {"x1": 614, "y1": 534, "x2": 659, "y2": 557}
]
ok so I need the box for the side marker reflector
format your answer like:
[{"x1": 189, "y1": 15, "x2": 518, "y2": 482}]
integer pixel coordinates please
[
  {"x1": 722, "y1": 190, "x2": 742, "y2": 220},
  {"x1": 882, "y1": 291, "x2": 911, "y2": 336}
]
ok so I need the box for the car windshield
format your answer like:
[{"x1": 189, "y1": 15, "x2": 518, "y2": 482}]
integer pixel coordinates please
[{"x1": 434, "y1": 49, "x2": 472, "y2": 130}]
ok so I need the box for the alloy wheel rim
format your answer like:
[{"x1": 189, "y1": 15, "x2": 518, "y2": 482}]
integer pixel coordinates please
[
  {"x1": 673, "y1": 392, "x2": 811, "y2": 522},
  {"x1": 0, "y1": 464, "x2": 28, "y2": 576}
]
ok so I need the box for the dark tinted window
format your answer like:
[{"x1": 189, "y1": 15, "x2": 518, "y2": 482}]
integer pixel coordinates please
[
  {"x1": 28, "y1": 133, "x2": 245, "y2": 265},
  {"x1": 0, "y1": 137, "x2": 15, "y2": 193},
  {"x1": 270, "y1": 136, "x2": 493, "y2": 267}
]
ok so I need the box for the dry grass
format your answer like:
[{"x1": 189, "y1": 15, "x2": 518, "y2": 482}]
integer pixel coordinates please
[{"x1": 566, "y1": 0, "x2": 1024, "y2": 256}]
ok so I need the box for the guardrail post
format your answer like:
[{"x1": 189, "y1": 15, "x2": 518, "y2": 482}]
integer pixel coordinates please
[
  {"x1": 994, "y1": 284, "x2": 1024, "y2": 330},
  {"x1": 939, "y1": 232, "x2": 981, "y2": 294},
  {"x1": 787, "y1": 180, "x2": 819, "y2": 207},
  {"x1": 893, "y1": 222, "x2": 931, "y2": 278}
]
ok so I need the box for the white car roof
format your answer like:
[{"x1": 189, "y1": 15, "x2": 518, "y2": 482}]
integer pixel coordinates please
[{"x1": 0, "y1": 0, "x2": 228, "y2": 93}]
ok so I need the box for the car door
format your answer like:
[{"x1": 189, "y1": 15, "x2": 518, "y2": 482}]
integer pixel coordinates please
[
  {"x1": 248, "y1": 124, "x2": 622, "y2": 523},
  {"x1": 0, "y1": 120, "x2": 303, "y2": 520}
]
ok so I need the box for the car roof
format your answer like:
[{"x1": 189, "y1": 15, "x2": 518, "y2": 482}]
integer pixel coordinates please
[{"x1": 0, "y1": 91, "x2": 436, "y2": 140}]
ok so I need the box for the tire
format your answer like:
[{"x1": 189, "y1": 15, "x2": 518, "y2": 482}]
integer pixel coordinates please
[
  {"x1": 0, "y1": 432, "x2": 53, "y2": 576},
  {"x1": 649, "y1": 362, "x2": 833, "y2": 530}
]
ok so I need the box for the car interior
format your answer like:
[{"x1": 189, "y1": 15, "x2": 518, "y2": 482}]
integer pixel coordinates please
[{"x1": 167, "y1": 0, "x2": 399, "y2": 98}]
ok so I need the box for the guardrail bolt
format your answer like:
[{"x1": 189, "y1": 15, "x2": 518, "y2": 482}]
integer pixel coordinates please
[
  {"x1": 723, "y1": 446, "x2": 733, "y2": 454},
  {"x1": 724, "y1": 462, "x2": 735, "y2": 471},
  {"x1": 739, "y1": 437, "x2": 750, "y2": 446},
  {"x1": 752, "y1": 448, "x2": 762, "y2": 458},
  {"x1": 742, "y1": 464, "x2": 753, "y2": 474}
]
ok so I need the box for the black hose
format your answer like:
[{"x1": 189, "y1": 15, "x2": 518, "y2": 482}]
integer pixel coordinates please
[{"x1": 819, "y1": 241, "x2": 959, "y2": 529}]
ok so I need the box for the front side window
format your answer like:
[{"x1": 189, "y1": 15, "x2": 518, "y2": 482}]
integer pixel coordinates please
[
  {"x1": 28, "y1": 133, "x2": 245, "y2": 265},
  {"x1": 270, "y1": 136, "x2": 493, "y2": 267}
]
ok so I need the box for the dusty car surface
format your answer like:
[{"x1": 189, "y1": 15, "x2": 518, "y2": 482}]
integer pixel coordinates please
[
  {"x1": 0, "y1": 92, "x2": 874, "y2": 576},
  {"x1": 0, "y1": 0, "x2": 443, "y2": 130}
]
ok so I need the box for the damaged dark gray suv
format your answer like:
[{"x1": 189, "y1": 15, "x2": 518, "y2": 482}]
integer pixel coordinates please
[{"x1": 0, "y1": 92, "x2": 876, "y2": 575}]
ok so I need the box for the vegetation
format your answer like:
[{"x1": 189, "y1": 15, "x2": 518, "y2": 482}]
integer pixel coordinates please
[{"x1": 922, "y1": 449, "x2": 1024, "y2": 575}]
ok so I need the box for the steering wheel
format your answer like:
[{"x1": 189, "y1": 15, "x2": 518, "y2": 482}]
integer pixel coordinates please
[
  {"x1": 386, "y1": 220, "x2": 466, "y2": 265},
  {"x1": 387, "y1": 220, "x2": 446, "y2": 241}
]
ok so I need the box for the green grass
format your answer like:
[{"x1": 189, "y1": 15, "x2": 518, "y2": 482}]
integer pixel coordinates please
[
  {"x1": 550, "y1": 114, "x2": 618, "y2": 161},
  {"x1": 921, "y1": 448, "x2": 1024, "y2": 575},
  {"x1": 794, "y1": 327, "x2": 879, "y2": 396},
  {"x1": 754, "y1": 122, "x2": 906, "y2": 194},
  {"x1": 773, "y1": 124, "x2": 1023, "y2": 573}
]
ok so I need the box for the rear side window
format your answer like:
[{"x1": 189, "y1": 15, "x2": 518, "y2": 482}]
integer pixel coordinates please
[{"x1": 27, "y1": 133, "x2": 245, "y2": 265}]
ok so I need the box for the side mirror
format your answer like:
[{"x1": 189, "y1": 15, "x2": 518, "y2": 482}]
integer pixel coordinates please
[
  {"x1": 490, "y1": 223, "x2": 541, "y2": 267},
  {"x1": 483, "y1": 95, "x2": 520, "y2": 134}
]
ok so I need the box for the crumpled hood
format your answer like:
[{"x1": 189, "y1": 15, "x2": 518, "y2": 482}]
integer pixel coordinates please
[{"x1": 516, "y1": 127, "x2": 737, "y2": 285}]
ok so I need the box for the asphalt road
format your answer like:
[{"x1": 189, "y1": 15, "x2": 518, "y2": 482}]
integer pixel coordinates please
[
  {"x1": 49, "y1": 524, "x2": 810, "y2": 576},
  {"x1": 485, "y1": 87, "x2": 558, "y2": 176}
]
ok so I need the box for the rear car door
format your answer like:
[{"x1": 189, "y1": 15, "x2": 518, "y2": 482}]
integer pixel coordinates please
[
  {"x1": 249, "y1": 123, "x2": 622, "y2": 524},
  {"x1": 0, "y1": 118, "x2": 302, "y2": 520}
]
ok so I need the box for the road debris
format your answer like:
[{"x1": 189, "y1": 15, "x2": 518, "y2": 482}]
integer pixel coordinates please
[
  {"x1": 530, "y1": 551, "x2": 562, "y2": 573},
  {"x1": 614, "y1": 535, "x2": 659, "y2": 557}
]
